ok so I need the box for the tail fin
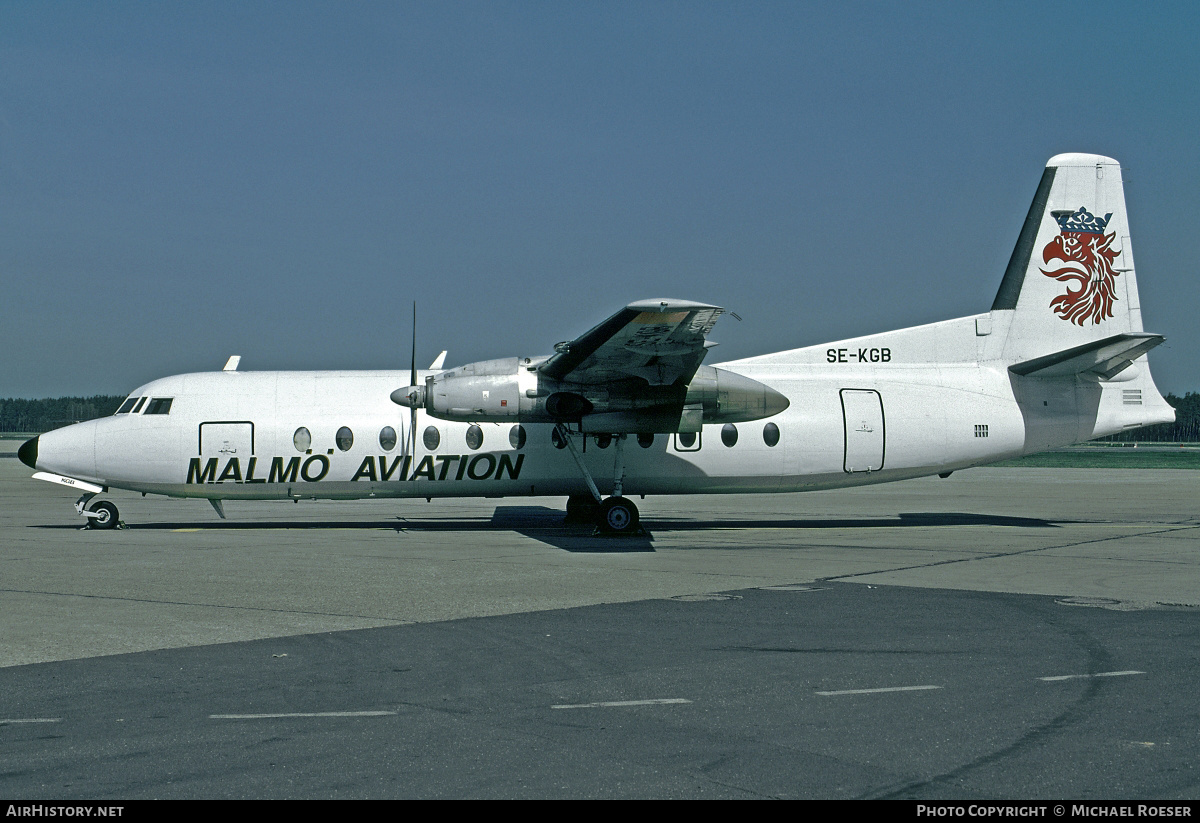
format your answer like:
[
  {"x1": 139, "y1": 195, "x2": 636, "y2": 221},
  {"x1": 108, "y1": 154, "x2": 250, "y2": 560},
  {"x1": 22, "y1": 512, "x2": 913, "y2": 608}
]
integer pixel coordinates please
[
  {"x1": 994, "y1": 154, "x2": 1145, "y2": 363},
  {"x1": 993, "y1": 154, "x2": 1174, "y2": 446}
]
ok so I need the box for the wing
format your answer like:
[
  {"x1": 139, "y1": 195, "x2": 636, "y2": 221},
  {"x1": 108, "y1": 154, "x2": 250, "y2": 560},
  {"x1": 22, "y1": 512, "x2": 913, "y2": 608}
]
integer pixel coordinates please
[{"x1": 539, "y1": 299, "x2": 725, "y2": 386}]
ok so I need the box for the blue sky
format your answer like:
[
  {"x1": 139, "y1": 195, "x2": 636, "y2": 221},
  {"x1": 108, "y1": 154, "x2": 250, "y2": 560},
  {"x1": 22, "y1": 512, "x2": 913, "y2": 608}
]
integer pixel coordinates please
[{"x1": 2, "y1": 1, "x2": 1198, "y2": 397}]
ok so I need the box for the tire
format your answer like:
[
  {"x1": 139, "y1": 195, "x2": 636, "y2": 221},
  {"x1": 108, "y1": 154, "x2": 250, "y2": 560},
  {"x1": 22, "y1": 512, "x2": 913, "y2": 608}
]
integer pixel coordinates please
[
  {"x1": 87, "y1": 501, "x2": 119, "y2": 530},
  {"x1": 564, "y1": 494, "x2": 599, "y2": 524},
  {"x1": 598, "y1": 496, "x2": 639, "y2": 534}
]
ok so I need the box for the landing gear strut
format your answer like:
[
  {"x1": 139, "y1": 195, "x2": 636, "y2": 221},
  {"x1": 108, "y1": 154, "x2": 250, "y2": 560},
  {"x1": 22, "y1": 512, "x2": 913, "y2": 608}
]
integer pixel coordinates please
[{"x1": 555, "y1": 424, "x2": 642, "y2": 535}]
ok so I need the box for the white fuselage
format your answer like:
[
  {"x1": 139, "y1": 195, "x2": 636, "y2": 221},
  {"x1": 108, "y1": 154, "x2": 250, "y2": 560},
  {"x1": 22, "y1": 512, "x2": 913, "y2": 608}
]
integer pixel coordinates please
[{"x1": 29, "y1": 311, "x2": 1173, "y2": 504}]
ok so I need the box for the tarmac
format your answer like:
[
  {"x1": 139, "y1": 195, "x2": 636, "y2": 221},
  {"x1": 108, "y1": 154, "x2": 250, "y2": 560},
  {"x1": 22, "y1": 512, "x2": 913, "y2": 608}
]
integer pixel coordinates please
[{"x1": 2, "y1": 438, "x2": 1198, "y2": 798}]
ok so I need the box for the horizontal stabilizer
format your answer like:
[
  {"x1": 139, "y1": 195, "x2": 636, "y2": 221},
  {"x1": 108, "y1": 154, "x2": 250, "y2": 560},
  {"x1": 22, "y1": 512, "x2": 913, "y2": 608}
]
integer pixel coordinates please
[{"x1": 1009, "y1": 333, "x2": 1164, "y2": 380}]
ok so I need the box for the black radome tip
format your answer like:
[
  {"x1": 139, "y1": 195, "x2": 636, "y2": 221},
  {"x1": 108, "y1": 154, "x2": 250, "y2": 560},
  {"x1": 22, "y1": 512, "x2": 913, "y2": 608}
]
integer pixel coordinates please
[{"x1": 17, "y1": 436, "x2": 38, "y2": 469}]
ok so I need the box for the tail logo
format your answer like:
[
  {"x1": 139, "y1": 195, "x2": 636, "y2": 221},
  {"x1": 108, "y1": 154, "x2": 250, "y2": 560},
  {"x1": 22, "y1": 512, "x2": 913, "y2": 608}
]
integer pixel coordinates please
[{"x1": 1041, "y1": 207, "x2": 1120, "y2": 325}]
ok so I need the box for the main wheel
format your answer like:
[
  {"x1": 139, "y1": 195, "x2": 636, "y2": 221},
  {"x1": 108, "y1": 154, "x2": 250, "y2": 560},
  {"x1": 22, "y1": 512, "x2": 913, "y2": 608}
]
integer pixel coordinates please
[
  {"x1": 87, "y1": 501, "x2": 119, "y2": 530},
  {"x1": 597, "y1": 496, "x2": 639, "y2": 535},
  {"x1": 564, "y1": 494, "x2": 600, "y2": 524}
]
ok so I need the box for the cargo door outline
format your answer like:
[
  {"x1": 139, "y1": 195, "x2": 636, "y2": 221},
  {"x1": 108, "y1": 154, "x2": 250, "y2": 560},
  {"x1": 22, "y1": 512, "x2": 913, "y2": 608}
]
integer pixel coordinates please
[{"x1": 841, "y1": 390, "x2": 884, "y2": 473}]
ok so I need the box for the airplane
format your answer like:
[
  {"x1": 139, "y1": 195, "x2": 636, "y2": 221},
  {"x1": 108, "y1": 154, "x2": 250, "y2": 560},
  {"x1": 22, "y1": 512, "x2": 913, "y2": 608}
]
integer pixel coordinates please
[{"x1": 17, "y1": 153, "x2": 1175, "y2": 534}]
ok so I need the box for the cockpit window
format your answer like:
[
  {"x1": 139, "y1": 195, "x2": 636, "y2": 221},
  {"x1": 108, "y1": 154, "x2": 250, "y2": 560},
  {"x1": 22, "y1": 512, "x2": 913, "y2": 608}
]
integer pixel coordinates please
[
  {"x1": 116, "y1": 397, "x2": 140, "y2": 414},
  {"x1": 132, "y1": 397, "x2": 147, "y2": 413},
  {"x1": 144, "y1": 398, "x2": 173, "y2": 415}
]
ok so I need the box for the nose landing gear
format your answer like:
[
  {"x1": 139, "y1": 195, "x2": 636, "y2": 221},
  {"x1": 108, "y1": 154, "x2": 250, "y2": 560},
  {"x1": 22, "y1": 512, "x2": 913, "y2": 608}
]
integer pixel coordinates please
[
  {"x1": 76, "y1": 493, "x2": 121, "y2": 530},
  {"x1": 86, "y1": 501, "x2": 120, "y2": 530}
]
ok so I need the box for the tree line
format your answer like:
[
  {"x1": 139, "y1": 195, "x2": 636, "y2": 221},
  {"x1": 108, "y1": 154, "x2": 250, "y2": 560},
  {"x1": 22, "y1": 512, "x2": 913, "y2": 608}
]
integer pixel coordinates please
[
  {"x1": 2, "y1": 392, "x2": 1199, "y2": 441},
  {"x1": 1101, "y1": 392, "x2": 1200, "y2": 443},
  {"x1": 0, "y1": 396, "x2": 126, "y2": 434}
]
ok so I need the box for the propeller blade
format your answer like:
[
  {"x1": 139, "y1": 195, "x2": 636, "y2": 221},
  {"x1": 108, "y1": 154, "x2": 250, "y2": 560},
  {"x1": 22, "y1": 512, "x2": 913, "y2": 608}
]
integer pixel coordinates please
[{"x1": 409, "y1": 302, "x2": 418, "y2": 463}]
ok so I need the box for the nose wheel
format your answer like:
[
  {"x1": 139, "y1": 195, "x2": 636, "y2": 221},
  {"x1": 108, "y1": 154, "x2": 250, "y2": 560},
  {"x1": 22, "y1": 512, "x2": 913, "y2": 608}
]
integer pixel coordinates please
[
  {"x1": 85, "y1": 500, "x2": 120, "y2": 530},
  {"x1": 75, "y1": 493, "x2": 121, "y2": 530}
]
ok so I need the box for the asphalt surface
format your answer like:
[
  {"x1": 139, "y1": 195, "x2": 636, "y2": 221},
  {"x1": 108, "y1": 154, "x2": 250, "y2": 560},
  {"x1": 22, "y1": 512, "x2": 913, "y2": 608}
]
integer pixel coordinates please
[{"x1": 2, "y1": 441, "x2": 1198, "y2": 798}]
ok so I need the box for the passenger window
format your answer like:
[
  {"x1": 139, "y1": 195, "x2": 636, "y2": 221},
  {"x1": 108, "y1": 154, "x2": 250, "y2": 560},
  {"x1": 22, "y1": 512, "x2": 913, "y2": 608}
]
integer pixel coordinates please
[
  {"x1": 721, "y1": 423, "x2": 738, "y2": 447},
  {"x1": 675, "y1": 432, "x2": 701, "y2": 451},
  {"x1": 379, "y1": 426, "x2": 398, "y2": 451},
  {"x1": 763, "y1": 422, "x2": 780, "y2": 447},
  {"x1": 637, "y1": 433, "x2": 654, "y2": 449},
  {"x1": 116, "y1": 397, "x2": 139, "y2": 414},
  {"x1": 143, "y1": 398, "x2": 171, "y2": 415},
  {"x1": 336, "y1": 427, "x2": 354, "y2": 451},
  {"x1": 294, "y1": 427, "x2": 312, "y2": 452},
  {"x1": 465, "y1": 425, "x2": 483, "y2": 450},
  {"x1": 423, "y1": 426, "x2": 441, "y2": 450},
  {"x1": 509, "y1": 425, "x2": 526, "y2": 450}
]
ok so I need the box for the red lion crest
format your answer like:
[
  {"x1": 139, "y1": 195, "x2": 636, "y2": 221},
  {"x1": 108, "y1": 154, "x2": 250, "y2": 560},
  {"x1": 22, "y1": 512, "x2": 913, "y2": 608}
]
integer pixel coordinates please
[{"x1": 1041, "y1": 207, "x2": 1120, "y2": 325}]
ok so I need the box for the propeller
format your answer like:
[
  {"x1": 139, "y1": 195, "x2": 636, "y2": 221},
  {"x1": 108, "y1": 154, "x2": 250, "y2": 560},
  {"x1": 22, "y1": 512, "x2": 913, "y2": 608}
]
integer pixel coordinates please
[
  {"x1": 391, "y1": 303, "x2": 444, "y2": 472},
  {"x1": 406, "y1": 302, "x2": 418, "y2": 466},
  {"x1": 389, "y1": 303, "x2": 424, "y2": 468}
]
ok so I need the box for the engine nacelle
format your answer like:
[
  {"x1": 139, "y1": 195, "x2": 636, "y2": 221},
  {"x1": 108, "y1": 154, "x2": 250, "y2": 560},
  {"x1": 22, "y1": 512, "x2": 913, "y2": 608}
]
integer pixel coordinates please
[{"x1": 392, "y1": 358, "x2": 788, "y2": 432}]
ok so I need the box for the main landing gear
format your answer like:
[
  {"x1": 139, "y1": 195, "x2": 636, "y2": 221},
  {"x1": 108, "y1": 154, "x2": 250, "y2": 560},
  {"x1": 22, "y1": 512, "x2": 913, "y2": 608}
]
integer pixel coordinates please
[
  {"x1": 598, "y1": 496, "x2": 639, "y2": 534},
  {"x1": 76, "y1": 493, "x2": 121, "y2": 530},
  {"x1": 556, "y1": 424, "x2": 642, "y2": 536}
]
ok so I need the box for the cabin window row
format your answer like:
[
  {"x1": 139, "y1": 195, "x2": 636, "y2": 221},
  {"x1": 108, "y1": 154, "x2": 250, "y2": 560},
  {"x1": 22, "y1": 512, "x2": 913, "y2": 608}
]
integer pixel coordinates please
[
  {"x1": 550, "y1": 422, "x2": 781, "y2": 450},
  {"x1": 291, "y1": 421, "x2": 781, "y2": 454},
  {"x1": 292, "y1": 425, "x2": 397, "y2": 453}
]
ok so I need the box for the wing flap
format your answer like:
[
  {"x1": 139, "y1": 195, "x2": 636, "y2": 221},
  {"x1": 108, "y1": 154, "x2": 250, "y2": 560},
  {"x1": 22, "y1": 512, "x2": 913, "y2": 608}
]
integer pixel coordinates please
[{"x1": 540, "y1": 299, "x2": 724, "y2": 385}]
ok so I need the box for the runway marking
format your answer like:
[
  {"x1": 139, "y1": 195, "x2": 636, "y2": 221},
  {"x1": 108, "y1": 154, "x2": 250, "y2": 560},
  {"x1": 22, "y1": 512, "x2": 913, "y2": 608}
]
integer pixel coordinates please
[
  {"x1": 0, "y1": 718, "x2": 62, "y2": 724},
  {"x1": 816, "y1": 685, "x2": 943, "y2": 696},
  {"x1": 209, "y1": 711, "x2": 397, "y2": 719},
  {"x1": 1038, "y1": 670, "x2": 1145, "y2": 682},
  {"x1": 551, "y1": 699, "x2": 692, "y2": 710}
]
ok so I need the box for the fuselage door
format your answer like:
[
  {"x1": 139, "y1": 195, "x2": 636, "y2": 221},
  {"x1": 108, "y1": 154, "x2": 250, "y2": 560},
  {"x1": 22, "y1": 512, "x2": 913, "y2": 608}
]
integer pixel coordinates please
[
  {"x1": 199, "y1": 421, "x2": 255, "y2": 458},
  {"x1": 841, "y1": 390, "x2": 884, "y2": 473}
]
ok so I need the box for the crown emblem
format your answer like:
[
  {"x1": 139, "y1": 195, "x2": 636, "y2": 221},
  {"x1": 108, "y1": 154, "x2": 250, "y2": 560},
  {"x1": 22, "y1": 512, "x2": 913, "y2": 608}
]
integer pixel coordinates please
[{"x1": 1053, "y1": 207, "x2": 1112, "y2": 234}]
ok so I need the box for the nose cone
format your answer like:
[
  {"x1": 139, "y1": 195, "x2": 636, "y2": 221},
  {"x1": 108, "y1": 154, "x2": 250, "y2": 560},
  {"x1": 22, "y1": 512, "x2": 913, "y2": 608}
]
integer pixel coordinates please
[
  {"x1": 24, "y1": 421, "x2": 99, "y2": 481},
  {"x1": 17, "y1": 436, "x2": 38, "y2": 469}
]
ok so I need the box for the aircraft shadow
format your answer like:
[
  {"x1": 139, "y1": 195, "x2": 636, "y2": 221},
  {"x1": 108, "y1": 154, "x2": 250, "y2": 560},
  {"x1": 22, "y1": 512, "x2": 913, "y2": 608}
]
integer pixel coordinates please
[
  {"x1": 32, "y1": 508, "x2": 1059, "y2": 553},
  {"x1": 489, "y1": 506, "x2": 655, "y2": 553}
]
